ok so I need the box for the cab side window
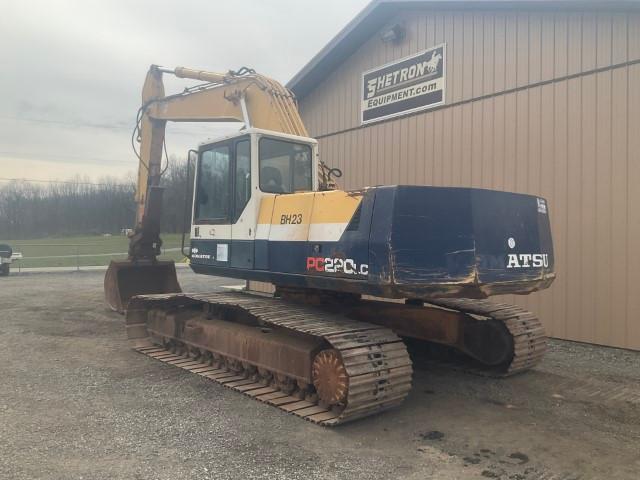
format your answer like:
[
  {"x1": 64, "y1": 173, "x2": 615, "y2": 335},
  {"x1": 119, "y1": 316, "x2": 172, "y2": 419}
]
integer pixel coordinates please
[
  {"x1": 259, "y1": 138, "x2": 312, "y2": 194},
  {"x1": 195, "y1": 145, "x2": 231, "y2": 222}
]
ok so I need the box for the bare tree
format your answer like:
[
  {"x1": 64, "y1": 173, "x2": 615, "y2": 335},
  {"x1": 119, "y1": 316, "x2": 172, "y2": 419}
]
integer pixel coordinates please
[{"x1": 0, "y1": 158, "x2": 192, "y2": 240}]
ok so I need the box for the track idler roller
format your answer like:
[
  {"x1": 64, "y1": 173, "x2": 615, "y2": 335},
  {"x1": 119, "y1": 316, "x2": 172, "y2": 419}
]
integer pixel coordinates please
[
  {"x1": 312, "y1": 349, "x2": 348, "y2": 405},
  {"x1": 460, "y1": 318, "x2": 513, "y2": 367}
]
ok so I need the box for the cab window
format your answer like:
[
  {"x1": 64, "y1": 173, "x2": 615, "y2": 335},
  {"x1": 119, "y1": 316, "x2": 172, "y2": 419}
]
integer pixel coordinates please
[
  {"x1": 195, "y1": 145, "x2": 231, "y2": 222},
  {"x1": 259, "y1": 138, "x2": 312, "y2": 193}
]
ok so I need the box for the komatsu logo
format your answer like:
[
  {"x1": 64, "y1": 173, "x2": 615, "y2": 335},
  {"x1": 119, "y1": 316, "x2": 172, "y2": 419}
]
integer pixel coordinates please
[
  {"x1": 191, "y1": 246, "x2": 211, "y2": 260},
  {"x1": 507, "y1": 254, "x2": 549, "y2": 268}
]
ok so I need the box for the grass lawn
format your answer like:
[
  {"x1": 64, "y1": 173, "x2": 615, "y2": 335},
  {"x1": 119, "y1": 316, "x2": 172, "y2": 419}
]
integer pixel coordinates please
[{"x1": 1, "y1": 234, "x2": 188, "y2": 268}]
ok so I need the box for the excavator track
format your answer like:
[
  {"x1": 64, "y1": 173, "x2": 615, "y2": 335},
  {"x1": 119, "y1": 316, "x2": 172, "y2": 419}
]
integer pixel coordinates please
[
  {"x1": 277, "y1": 287, "x2": 547, "y2": 377},
  {"x1": 126, "y1": 292, "x2": 413, "y2": 426},
  {"x1": 424, "y1": 298, "x2": 547, "y2": 377}
]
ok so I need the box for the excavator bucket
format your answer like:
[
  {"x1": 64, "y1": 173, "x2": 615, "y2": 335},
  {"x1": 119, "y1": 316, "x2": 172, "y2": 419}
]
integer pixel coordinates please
[{"x1": 104, "y1": 260, "x2": 181, "y2": 313}]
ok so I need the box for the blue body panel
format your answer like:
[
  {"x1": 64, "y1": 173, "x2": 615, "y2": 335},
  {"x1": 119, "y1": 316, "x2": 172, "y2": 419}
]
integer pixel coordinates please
[{"x1": 189, "y1": 186, "x2": 555, "y2": 299}]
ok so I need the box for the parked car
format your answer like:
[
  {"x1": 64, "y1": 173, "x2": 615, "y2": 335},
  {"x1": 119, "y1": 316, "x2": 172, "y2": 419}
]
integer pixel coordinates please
[{"x1": 0, "y1": 244, "x2": 12, "y2": 276}]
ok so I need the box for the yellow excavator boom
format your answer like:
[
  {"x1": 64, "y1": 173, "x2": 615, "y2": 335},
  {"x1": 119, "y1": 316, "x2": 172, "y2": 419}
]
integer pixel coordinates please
[
  {"x1": 135, "y1": 65, "x2": 308, "y2": 232},
  {"x1": 105, "y1": 64, "x2": 309, "y2": 312}
]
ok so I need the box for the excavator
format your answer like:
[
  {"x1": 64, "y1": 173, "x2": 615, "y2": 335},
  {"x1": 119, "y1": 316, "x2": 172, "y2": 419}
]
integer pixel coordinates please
[{"x1": 104, "y1": 65, "x2": 555, "y2": 426}]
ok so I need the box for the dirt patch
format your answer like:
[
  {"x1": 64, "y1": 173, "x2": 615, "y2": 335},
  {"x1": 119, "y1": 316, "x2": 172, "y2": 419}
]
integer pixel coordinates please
[{"x1": 420, "y1": 430, "x2": 445, "y2": 441}]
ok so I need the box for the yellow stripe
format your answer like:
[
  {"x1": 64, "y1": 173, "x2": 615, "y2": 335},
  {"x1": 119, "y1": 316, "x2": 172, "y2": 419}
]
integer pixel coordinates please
[
  {"x1": 309, "y1": 190, "x2": 362, "y2": 224},
  {"x1": 271, "y1": 193, "x2": 315, "y2": 225},
  {"x1": 260, "y1": 190, "x2": 363, "y2": 231},
  {"x1": 258, "y1": 196, "x2": 276, "y2": 224}
]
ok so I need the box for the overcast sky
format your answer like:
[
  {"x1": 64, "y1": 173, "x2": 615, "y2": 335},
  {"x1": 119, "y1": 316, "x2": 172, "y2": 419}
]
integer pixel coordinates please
[{"x1": 0, "y1": 0, "x2": 369, "y2": 183}]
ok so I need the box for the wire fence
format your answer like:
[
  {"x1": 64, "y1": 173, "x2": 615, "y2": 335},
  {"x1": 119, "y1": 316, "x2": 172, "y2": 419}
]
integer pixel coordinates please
[{"x1": 8, "y1": 243, "x2": 184, "y2": 272}]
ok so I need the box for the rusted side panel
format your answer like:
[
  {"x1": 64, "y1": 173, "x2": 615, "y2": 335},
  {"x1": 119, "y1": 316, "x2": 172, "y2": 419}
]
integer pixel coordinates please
[{"x1": 146, "y1": 309, "x2": 324, "y2": 382}]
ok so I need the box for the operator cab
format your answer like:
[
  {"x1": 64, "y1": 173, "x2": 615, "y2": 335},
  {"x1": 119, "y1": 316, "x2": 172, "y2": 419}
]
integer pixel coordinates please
[
  {"x1": 193, "y1": 128, "x2": 317, "y2": 223},
  {"x1": 190, "y1": 128, "x2": 318, "y2": 265}
]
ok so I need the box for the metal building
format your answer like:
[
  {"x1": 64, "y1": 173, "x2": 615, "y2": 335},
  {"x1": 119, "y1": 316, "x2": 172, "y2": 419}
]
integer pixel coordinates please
[{"x1": 275, "y1": 0, "x2": 640, "y2": 351}]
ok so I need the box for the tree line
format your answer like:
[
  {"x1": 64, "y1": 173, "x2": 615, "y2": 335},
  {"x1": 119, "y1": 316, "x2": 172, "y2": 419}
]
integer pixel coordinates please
[{"x1": 0, "y1": 157, "x2": 193, "y2": 240}]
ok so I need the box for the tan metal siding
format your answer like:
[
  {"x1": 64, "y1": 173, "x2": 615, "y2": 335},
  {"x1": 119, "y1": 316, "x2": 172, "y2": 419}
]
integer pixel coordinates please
[
  {"x1": 628, "y1": 64, "x2": 640, "y2": 347},
  {"x1": 297, "y1": 8, "x2": 640, "y2": 351}
]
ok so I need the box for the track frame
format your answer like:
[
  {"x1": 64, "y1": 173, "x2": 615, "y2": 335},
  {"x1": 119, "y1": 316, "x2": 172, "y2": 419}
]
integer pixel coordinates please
[{"x1": 126, "y1": 292, "x2": 413, "y2": 426}]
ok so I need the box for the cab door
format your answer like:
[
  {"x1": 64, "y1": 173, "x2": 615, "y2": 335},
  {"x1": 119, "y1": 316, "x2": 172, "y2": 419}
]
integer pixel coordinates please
[
  {"x1": 192, "y1": 141, "x2": 233, "y2": 266},
  {"x1": 192, "y1": 135, "x2": 256, "y2": 269}
]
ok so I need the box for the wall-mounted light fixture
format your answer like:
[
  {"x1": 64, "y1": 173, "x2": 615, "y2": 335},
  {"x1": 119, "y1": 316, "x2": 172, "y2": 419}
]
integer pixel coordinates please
[{"x1": 380, "y1": 23, "x2": 405, "y2": 44}]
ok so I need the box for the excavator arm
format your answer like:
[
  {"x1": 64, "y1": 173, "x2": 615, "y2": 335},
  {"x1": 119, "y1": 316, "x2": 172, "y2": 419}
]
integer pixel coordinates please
[
  {"x1": 105, "y1": 64, "x2": 309, "y2": 312},
  {"x1": 134, "y1": 65, "x2": 308, "y2": 259}
]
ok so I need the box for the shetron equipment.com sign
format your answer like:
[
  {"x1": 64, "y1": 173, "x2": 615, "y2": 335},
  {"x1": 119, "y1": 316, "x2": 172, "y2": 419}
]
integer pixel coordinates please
[{"x1": 361, "y1": 44, "x2": 446, "y2": 124}]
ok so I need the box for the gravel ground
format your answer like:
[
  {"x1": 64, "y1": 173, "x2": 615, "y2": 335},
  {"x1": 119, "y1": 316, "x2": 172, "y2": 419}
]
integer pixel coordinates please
[{"x1": 1, "y1": 270, "x2": 639, "y2": 480}]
